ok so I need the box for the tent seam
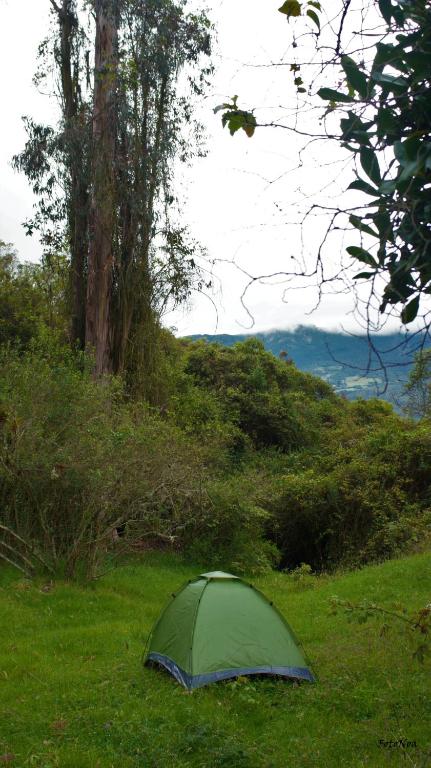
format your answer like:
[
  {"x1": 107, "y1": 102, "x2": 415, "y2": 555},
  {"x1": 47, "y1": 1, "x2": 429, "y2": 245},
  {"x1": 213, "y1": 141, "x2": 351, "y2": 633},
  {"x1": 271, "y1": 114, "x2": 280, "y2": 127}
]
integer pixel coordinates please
[{"x1": 189, "y1": 577, "x2": 210, "y2": 679}]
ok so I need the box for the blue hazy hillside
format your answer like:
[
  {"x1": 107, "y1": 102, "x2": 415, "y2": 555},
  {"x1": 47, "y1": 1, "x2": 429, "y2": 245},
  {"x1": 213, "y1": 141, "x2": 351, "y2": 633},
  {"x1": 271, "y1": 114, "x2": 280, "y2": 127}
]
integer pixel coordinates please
[{"x1": 187, "y1": 326, "x2": 428, "y2": 406}]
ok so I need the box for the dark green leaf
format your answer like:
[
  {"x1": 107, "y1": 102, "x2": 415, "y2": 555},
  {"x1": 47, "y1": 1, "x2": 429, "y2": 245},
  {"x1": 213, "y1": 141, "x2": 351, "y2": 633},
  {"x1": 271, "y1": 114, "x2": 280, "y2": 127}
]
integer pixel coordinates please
[
  {"x1": 398, "y1": 158, "x2": 422, "y2": 182},
  {"x1": 347, "y1": 246, "x2": 378, "y2": 267},
  {"x1": 340, "y1": 112, "x2": 372, "y2": 146},
  {"x1": 317, "y1": 88, "x2": 354, "y2": 103},
  {"x1": 401, "y1": 295, "x2": 420, "y2": 324},
  {"x1": 392, "y1": 5, "x2": 405, "y2": 25},
  {"x1": 374, "y1": 211, "x2": 393, "y2": 242},
  {"x1": 278, "y1": 0, "x2": 301, "y2": 17},
  {"x1": 349, "y1": 215, "x2": 379, "y2": 238},
  {"x1": 403, "y1": 136, "x2": 422, "y2": 160},
  {"x1": 353, "y1": 271, "x2": 376, "y2": 280},
  {"x1": 378, "y1": 179, "x2": 397, "y2": 195},
  {"x1": 306, "y1": 9, "x2": 320, "y2": 30},
  {"x1": 348, "y1": 179, "x2": 379, "y2": 196},
  {"x1": 406, "y1": 52, "x2": 430, "y2": 79},
  {"x1": 341, "y1": 56, "x2": 368, "y2": 98},
  {"x1": 372, "y1": 71, "x2": 409, "y2": 91},
  {"x1": 360, "y1": 146, "x2": 381, "y2": 186},
  {"x1": 378, "y1": 0, "x2": 392, "y2": 24},
  {"x1": 372, "y1": 43, "x2": 396, "y2": 72},
  {"x1": 222, "y1": 112, "x2": 241, "y2": 135},
  {"x1": 376, "y1": 107, "x2": 398, "y2": 138}
]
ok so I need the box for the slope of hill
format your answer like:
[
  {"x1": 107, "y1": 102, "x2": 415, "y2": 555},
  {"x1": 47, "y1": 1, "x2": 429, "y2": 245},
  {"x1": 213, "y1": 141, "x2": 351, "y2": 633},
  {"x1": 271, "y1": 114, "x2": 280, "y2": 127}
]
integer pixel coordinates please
[
  {"x1": 188, "y1": 326, "x2": 428, "y2": 406},
  {"x1": 0, "y1": 551, "x2": 430, "y2": 767}
]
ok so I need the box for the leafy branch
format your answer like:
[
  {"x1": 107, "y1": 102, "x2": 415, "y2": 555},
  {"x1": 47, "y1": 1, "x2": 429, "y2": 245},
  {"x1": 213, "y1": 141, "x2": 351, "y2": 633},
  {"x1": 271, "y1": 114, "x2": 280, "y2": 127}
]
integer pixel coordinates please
[
  {"x1": 330, "y1": 596, "x2": 431, "y2": 663},
  {"x1": 214, "y1": 0, "x2": 431, "y2": 334},
  {"x1": 214, "y1": 95, "x2": 257, "y2": 137}
]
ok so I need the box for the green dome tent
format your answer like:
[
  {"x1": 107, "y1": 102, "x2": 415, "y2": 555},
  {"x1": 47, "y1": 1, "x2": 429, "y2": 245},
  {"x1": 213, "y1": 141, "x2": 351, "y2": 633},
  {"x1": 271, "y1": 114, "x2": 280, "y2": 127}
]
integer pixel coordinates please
[{"x1": 144, "y1": 571, "x2": 315, "y2": 690}]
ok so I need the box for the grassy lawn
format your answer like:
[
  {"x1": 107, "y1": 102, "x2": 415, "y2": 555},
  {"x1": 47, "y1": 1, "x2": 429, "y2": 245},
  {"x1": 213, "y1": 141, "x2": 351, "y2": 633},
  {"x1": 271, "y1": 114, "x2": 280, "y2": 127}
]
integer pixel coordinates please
[{"x1": 1, "y1": 551, "x2": 430, "y2": 767}]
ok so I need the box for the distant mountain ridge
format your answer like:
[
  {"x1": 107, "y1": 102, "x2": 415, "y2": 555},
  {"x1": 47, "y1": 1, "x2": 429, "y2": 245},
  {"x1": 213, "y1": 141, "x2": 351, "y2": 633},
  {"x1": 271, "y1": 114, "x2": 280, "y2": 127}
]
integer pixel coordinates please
[{"x1": 187, "y1": 326, "x2": 429, "y2": 406}]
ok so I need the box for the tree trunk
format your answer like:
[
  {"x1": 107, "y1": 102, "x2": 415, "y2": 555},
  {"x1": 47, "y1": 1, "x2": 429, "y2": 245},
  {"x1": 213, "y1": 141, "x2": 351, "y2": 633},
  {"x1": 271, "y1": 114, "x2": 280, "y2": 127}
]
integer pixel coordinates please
[
  {"x1": 53, "y1": 0, "x2": 88, "y2": 349},
  {"x1": 70, "y1": 171, "x2": 88, "y2": 348},
  {"x1": 111, "y1": 125, "x2": 135, "y2": 373},
  {"x1": 86, "y1": 0, "x2": 117, "y2": 374}
]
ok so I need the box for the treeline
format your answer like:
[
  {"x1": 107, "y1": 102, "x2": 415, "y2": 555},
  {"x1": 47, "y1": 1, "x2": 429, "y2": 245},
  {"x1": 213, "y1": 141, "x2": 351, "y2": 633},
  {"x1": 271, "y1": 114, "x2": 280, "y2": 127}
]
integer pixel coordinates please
[{"x1": 1, "y1": 251, "x2": 430, "y2": 577}]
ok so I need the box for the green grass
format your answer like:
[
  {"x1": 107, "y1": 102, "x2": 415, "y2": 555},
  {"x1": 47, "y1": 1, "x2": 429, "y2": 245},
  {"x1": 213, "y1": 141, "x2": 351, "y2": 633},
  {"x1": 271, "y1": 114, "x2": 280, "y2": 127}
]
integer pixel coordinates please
[{"x1": 0, "y1": 551, "x2": 430, "y2": 767}]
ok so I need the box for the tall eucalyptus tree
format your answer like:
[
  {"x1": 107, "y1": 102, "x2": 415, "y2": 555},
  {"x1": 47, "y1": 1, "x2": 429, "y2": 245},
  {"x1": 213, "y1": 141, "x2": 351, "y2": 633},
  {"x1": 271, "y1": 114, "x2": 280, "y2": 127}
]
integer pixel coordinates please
[{"x1": 14, "y1": 0, "x2": 212, "y2": 378}]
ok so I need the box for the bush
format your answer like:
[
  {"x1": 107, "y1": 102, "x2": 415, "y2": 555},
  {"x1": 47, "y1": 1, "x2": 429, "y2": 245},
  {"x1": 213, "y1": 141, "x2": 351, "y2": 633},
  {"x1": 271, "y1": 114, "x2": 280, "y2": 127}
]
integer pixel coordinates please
[
  {"x1": 268, "y1": 412, "x2": 431, "y2": 570},
  {"x1": 0, "y1": 242, "x2": 67, "y2": 348},
  {"x1": 182, "y1": 338, "x2": 339, "y2": 452},
  {"x1": 183, "y1": 472, "x2": 279, "y2": 572},
  {"x1": 0, "y1": 341, "x2": 204, "y2": 576}
]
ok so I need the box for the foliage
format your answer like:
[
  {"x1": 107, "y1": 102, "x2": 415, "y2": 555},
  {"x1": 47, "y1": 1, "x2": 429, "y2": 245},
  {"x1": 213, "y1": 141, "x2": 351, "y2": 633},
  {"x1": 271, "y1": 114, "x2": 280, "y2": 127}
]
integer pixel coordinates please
[
  {"x1": 6, "y1": 1, "x2": 431, "y2": 585},
  {"x1": 111, "y1": 0, "x2": 213, "y2": 378},
  {"x1": 0, "y1": 338, "x2": 274, "y2": 577},
  {"x1": 186, "y1": 472, "x2": 279, "y2": 572},
  {"x1": 404, "y1": 348, "x2": 431, "y2": 419},
  {"x1": 1, "y1": 316, "x2": 431, "y2": 576},
  {"x1": 285, "y1": 562, "x2": 317, "y2": 590},
  {"x1": 216, "y1": 0, "x2": 431, "y2": 329},
  {"x1": 180, "y1": 337, "x2": 337, "y2": 452},
  {"x1": 317, "y1": 0, "x2": 431, "y2": 324},
  {"x1": 0, "y1": 340, "x2": 197, "y2": 576},
  {"x1": 278, "y1": 0, "x2": 321, "y2": 33},
  {"x1": 268, "y1": 406, "x2": 431, "y2": 569},
  {"x1": 190, "y1": 326, "x2": 431, "y2": 404},
  {"x1": 0, "y1": 241, "x2": 68, "y2": 347},
  {"x1": 168, "y1": 338, "x2": 431, "y2": 571},
  {"x1": 214, "y1": 95, "x2": 257, "y2": 137}
]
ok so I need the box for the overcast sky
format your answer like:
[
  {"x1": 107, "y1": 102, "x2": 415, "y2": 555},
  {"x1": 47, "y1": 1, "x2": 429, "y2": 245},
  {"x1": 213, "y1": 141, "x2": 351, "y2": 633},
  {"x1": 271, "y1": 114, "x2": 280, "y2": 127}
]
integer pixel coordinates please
[{"x1": 0, "y1": 0, "x2": 403, "y2": 336}]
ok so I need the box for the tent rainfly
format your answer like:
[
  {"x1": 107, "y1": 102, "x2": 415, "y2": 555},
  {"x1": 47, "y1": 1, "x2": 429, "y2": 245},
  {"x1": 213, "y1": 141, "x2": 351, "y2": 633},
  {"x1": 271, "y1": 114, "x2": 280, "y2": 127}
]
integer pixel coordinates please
[{"x1": 144, "y1": 570, "x2": 315, "y2": 690}]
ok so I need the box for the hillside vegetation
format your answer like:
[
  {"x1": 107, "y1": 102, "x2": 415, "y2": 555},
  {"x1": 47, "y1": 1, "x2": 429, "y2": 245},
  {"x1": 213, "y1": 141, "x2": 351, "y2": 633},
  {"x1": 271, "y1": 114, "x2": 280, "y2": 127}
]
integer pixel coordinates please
[
  {"x1": 1, "y1": 551, "x2": 430, "y2": 767},
  {"x1": 1, "y1": 330, "x2": 431, "y2": 577},
  {"x1": 2, "y1": 245, "x2": 431, "y2": 578}
]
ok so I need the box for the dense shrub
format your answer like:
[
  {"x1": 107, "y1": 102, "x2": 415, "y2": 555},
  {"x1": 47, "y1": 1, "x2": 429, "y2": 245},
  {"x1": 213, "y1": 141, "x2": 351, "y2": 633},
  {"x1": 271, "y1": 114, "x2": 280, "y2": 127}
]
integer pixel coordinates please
[
  {"x1": 0, "y1": 242, "x2": 67, "y2": 348},
  {"x1": 183, "y1": 471, "x2": 279, "y2": 571},
  {"x1": 268, "y1": 412, "x2": 431, "y2": 570},
  {"x1": 181, "y1": 338, "x2": 338, "y2": 451}
]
